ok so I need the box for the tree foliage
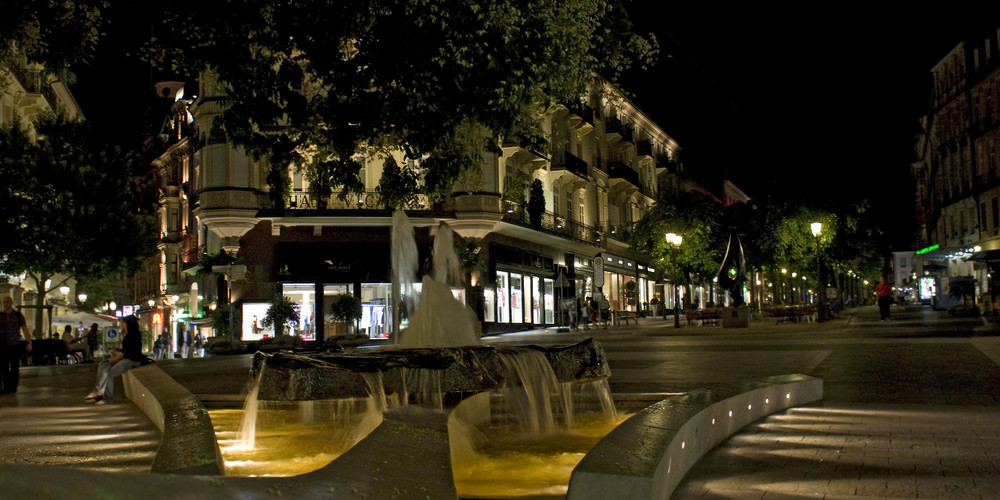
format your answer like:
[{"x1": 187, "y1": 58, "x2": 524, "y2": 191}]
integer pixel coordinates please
[
  {"x1": 0, "y1": 113, "x2": 158, "y2": 334},
  {"x1": 376, "y1": 155, "x2": 419, "y2": 210},
  {"x1": 631, "y1": 189, "x2": 887, "y2": 307},
  {"x1": 146, "y1": 0, "x2": 657, "y2": 199},
  {"x1": 263, "y1": 294, "x2": 300, "y2": 336},
  {"x1": 631, "y1": 192, "x2": 721, "y2": 289},
  {"x1": 0, "y1": 0, "x2": 106, "y2": 84}
]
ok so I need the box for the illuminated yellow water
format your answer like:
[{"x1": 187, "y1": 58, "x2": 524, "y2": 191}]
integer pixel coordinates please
[
  {"x1": 209, "y1": 404, "x2": 381, "y2": 477},
  {"x1": 210, "y1": 407, "x2": 629, "y2": 497},
  {"x1": 453, "y1": 412, "x2": 631, "y2": 499}
]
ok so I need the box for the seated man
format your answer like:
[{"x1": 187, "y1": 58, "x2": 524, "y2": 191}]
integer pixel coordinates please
[{"x1": 61, "y1": 325, "x2": 90, "y2": 362}]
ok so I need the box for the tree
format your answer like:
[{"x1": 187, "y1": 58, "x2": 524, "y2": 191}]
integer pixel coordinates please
[
  {"x1": 263, "y1": 294, "x2": 300, "y2": 337},
  {"x1": 329, "y1": 293, "x2": 362, "y2": 334},
  {"x1": 376, "y1": 155, "x2": 419, "y2": 210},
  {"x1": 0, "y1": 0, "x2": 106, "y2": 91},
  {"x1": 631, "y1": 192, "x2": 722, "y2": 307},
  {"x1": 0, "y1": 113, "x2": 158, "y2": 336},
  {"x1": 147, "y1": 0, "x2": 656, "y2": 200},
  {"x1": 528, "y1": 179, "x2": 545, "y2": 227},
  {"x1": 502, "y1": 169, "x2": 530, "y2": 205}
]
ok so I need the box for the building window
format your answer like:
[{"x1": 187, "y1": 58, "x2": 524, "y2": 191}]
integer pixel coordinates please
[
  {"x1": 983, "y1": 202, "x2": 989, "y2": 232},
  {"x1": 993, "y1": 197, "x2": 999, "y2": 232}
]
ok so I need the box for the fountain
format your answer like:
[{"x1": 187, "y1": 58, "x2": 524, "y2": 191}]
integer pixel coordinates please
[{"x1": 220, "y1": 212, "x2": 621, "y2": 496}]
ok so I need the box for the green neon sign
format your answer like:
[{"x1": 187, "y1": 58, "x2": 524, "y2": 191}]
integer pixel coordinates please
[{"x1": 916, "y1": 244, "x2": 939, "y2": 255}]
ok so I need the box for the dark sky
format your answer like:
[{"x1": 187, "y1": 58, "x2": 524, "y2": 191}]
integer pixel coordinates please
[{"x1": 618, "y1": 6, "x2": 1000, "y2": 249}]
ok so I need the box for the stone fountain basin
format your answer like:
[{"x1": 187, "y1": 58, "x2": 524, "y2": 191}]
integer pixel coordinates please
[{"x1": 251, "y1": 337, "x2": 612, "y2": 401}]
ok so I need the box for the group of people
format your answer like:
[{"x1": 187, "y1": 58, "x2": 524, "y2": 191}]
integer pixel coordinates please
[
  {"x1": 61, "y1": 323, "x2": 100, "y2": 363},
  {"x1": 153, "y1": 326, "x2": 205, "y2": 359},
  {"x1": 575, "y1": 294, "x2": 610, "y2": 330}
]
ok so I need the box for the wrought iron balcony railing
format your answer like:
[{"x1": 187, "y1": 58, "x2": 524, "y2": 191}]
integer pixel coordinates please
[{"x1": 501, "y1": 200, "x2": 606, "y2": 247}]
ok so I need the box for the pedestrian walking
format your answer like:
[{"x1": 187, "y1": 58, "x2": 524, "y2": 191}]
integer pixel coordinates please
[
  {"x1": 875, "y1": 274, "x2": 892, "y2": 321},
  {"x1": 0, "y1": 296, "x2": 32, "y2": 394}
]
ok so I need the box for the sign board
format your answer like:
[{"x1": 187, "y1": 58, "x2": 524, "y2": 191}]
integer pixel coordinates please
[
  {"x1": 593, "y1": 257, "x2": 604, "y2": 287},
  {"x1": 104, "y1": 328, "x2": 120, "y2": 343}
]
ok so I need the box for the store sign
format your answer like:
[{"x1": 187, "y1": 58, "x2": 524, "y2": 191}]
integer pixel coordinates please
[{"x1": 593, "y1": 257, "x2": 604, "y2": 287}]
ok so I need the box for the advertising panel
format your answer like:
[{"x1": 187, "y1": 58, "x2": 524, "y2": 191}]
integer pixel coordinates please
[{"x1": 242, "y1": 302, "x2": 274, "y2": 341}]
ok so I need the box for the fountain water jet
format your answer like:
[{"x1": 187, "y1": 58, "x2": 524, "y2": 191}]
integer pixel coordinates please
[{"x1": 226, "y1": 213, "x2": 620, "y2": 493}]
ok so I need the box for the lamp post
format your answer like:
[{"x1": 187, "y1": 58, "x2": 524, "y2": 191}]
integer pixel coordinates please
[
  {"x1": 811, "y1": 222, "x2": 827, "y2": 322},
  {"x1": 665, "y1": 232, "x2": 683, "y2": 328}
]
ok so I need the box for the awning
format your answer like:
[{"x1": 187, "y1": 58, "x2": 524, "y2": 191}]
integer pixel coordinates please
[{"x1": 51, "y1": 310, "x2": 118, "y2": 328}]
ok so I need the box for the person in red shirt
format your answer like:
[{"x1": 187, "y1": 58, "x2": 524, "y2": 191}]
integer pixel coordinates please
[{"x1": 875, "y1": 275, "x2": 893, "y2": 321}]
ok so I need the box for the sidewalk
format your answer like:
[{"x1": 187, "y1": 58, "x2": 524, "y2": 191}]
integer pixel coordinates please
[{"x1": 0, "y1": 362, "x2": 160, "y2": 472}]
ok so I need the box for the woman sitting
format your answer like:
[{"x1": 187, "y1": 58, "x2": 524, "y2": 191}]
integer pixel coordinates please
[{"x1": 84, "y1": 315, "x2": 145, "y2": 405}]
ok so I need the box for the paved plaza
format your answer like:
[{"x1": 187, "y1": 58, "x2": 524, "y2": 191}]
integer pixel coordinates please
[{"x1": 1, "y1": 304, "x2": 999, "y2": 499}]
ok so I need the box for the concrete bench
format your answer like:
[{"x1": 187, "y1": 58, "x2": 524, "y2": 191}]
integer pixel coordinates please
[
  {"x1": 685, "y1": 309, "x2": 721, "y2": 327},
  {"x1": 567, "y1": 374, "x2": 823, "y2": 500},
  {"x1": 615, "y1": 310, "x2": 637, "y2": 325},
  {"x1": 122, "y1": 365, "x2": 225, "y2": 475}
]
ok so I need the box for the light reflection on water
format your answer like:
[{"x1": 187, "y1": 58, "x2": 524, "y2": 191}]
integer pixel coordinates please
[
  {"x1": 209, "y1": 407, "x2": 629, "y2": 496},
  {"x1": 209, "y1": 399, "x2": 382, "y2": 477},
  {"x1": 453, "y1": 412, "x2": 631, "y2": 499}
]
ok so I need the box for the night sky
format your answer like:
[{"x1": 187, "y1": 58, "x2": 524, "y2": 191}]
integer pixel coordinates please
[
  {"x1": 71, "y1": 4, "x2": 1000, "y2": 252},
  {"x1": 620, "y1": 6, "x2": 1000, "y2": 250}
]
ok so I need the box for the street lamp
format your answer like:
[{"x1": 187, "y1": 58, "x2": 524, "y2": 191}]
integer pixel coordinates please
[
  {"x1": 665, "y1": 232, "x2": 683, "y2": 328},
  {"x1": 811, "y1": 222, "x2": 826, "y2": 322}
]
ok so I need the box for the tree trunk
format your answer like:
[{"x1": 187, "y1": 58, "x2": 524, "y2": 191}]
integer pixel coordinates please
[{"x1": 33, "y1": 280, "x2": 47, "y2": 339}]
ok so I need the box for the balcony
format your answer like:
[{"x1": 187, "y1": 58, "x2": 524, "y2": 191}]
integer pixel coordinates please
[
  {"x1": 11, "y1": 64, "x2": 59, "y2": 108},
  {"x1": 501, "y1": 200, "x2": 605, "y2": 248},
  {"x1": 501, "y1": 136, "x2": 550, "y2": 170},
  {"x1": 566, "y1": 101, "x2": 595, "y2": 133},
  {"x1": 597, "y1": 221, "x2": 633, "y2": 242},
  {"x1": 608, "y1": 161, "x2": 640, "y2": 188},
  {"x1": 605, "y1": 116, "x2": 625, "y2": 142},
  {"x1": 551, "y1": 151, "x2": 589, "y2": 180},
  {"x1": 636, "y1": 140, "x2": 653, "y2": 158}
]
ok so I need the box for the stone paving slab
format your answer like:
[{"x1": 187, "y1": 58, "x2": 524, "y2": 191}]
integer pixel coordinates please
[
  {"x1": 0, "y1": 363, "x2": 160, "y2": 472},
  {"x1": 672, "y1": 403, "x2": 1000, "y2": 500}
]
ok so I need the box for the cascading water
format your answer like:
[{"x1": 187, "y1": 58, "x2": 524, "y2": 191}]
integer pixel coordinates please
[
  {"x1": 391, "y1": 209, "x2": 419, "y2": 323},
  {"x1": 399, "y1": 222, "x2": 480, "y2": 349},
  {"x1": 496, "y1": 349, "x2": 567, "y2": 435},
  {"x1": 214, "y1": 211, "x2": 626, "y2": 494},
  {"x1": 237, "y1": 366, "x2": 264, "y2": 449}
]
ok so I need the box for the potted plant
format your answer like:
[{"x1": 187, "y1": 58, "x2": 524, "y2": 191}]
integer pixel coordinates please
[
  {"x1": 329, "y1": 293, "x2": 362, "y2": 335},
  {"x1": 204, "y1": 336, "x2": 247, "y2": 355},
  {"x1": 263, "y1": 294, "x2": 300, "y2": 336}
]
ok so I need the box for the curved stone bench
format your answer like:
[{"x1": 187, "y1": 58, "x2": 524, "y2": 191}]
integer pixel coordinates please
[
  {"x1": 567, "y1": 373, "x2": 823, "y2": 500},
  {"x1": 1, "y1": 367, "x2": 459, "y2": 499},
  {"x1": 122, "y1": 364, "x2": 225, "y2": 475}
]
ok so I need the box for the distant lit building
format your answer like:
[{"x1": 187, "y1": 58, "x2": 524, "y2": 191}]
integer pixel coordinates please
[
  {"x1": 913, "y1": 25, "x2": 1000, "y2": 312},
  {"x1": 143, "y1": 72, "x2": 747, "y2": 342}
]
